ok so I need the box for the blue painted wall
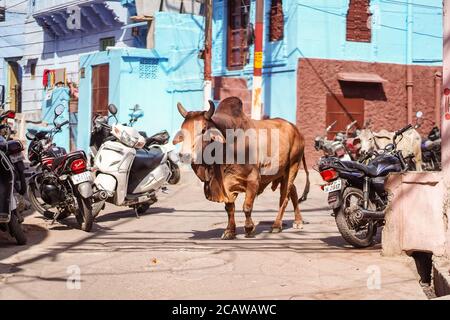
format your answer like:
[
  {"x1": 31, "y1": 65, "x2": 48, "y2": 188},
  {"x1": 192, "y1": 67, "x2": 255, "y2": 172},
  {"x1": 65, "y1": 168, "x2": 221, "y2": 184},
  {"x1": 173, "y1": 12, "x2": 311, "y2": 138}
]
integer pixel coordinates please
[
  {"x1": 77, "y1": 12, "x2": 205, "y2": 152},
  {"x1": 211, "y1": 0, "x2": 443, "y2": 123}
]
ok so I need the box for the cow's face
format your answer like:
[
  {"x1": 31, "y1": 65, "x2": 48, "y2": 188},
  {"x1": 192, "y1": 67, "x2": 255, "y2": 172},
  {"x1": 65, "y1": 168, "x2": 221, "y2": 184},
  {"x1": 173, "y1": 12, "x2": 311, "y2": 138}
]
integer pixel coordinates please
[
  {"x1": 357, "y1": 129, "x2": 376, "y2": 153},
  {"x1": 173, "y1": 101, "x2": 225, "y2": 163}
]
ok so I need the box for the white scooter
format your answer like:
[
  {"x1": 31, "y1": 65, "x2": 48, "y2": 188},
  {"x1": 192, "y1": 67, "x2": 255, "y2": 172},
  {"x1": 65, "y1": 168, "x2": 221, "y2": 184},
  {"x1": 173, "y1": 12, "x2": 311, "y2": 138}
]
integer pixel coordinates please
[{"x1": 90, "y1": 104, "x2": 180, "y2": 217}]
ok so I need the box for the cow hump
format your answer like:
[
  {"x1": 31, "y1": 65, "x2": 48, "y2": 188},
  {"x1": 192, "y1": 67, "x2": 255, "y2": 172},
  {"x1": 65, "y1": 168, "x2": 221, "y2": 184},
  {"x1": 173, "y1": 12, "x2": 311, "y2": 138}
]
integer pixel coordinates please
[{"x1": 212, "y1": 97, "x2": 252, "y2": 131}]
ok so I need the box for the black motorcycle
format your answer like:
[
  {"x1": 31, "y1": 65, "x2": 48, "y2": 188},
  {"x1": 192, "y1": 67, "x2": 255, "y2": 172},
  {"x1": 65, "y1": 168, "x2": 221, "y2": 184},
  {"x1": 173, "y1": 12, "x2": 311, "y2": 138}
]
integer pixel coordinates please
[
  {"x1": 421, "y1": 126, "x2": 441, "y2": 171},
  {"x1": 26, "y1": 106, "x2": 94, "y2": 232},
  {"x1": 318, "y1": 124, "x2": 414, "y2": 248},
  {"x1": 0, "y1": 137, "x2": 27, "y2": 245}
]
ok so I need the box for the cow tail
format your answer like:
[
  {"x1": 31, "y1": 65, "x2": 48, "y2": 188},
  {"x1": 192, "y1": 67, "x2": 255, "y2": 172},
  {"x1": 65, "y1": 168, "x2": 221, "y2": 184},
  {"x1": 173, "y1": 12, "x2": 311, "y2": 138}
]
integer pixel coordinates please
[{"x1": 299, "y1": 153, "x2": 310, "y2": 203}]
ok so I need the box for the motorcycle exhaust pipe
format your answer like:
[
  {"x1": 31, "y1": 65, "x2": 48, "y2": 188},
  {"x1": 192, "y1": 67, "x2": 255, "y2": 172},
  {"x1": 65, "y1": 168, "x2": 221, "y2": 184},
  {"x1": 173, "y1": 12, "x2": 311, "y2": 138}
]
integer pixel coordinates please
[
  {"x1": 93, "y1": 190, "x2": 108, "y2": 201},
  {"x1": 358, "y1": 208, "x2": 385, "y2": 220}
]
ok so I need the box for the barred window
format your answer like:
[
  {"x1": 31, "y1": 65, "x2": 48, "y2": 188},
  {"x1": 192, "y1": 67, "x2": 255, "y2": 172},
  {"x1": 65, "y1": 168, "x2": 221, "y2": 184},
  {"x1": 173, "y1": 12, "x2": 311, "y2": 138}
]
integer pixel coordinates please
[{"x1": 227, "y1": 0, "x2": 251, "y2": 70}]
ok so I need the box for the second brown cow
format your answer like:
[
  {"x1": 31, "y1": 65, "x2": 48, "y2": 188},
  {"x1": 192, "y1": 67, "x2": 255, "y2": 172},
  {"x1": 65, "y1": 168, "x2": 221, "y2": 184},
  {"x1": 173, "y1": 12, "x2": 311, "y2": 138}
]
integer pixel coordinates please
[{"x1": 173, "y1": 97, "x2": 310, "y2": 239}]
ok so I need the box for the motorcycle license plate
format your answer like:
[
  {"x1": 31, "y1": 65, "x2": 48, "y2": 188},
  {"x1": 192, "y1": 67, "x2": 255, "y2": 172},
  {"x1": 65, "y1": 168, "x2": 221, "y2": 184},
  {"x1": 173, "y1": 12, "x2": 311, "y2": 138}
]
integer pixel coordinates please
[
  {"x1": 324, "y1": 180, "x2": 342, "y2": 193},
  {"x1": 9, "y1": 153, "x2": 24, "y2": 163},
  {"x1": 71, "y1": 172, "x2": 92, "y2": 185}
]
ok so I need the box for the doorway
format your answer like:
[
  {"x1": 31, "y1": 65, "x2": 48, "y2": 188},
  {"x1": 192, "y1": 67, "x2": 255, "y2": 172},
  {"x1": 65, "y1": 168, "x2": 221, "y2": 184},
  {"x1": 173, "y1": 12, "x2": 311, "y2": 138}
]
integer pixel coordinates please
[
  {"x1": 7, "y1": 60, "x2": 22, "y2": 113},
  {"x1": 326, "y1": 94, "x2": 364, "y2": 139},
  {"x1": 91, "y1": 64, "x2": 109, "y2": 117}
]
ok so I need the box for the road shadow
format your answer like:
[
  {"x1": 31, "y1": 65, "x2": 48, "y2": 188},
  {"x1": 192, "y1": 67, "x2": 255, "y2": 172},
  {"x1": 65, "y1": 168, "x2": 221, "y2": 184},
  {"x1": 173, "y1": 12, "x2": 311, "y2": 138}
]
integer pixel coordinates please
[
  {"x1": 190, "y1": 219, "x2": 305, "y2": 240},
  {"x1": 320, "y1": 229, "x2": 383, "y2": 250},
  {"x1": 95, "y1": 206, "x2": 176, "y2": 223},
  {"x1": 0, "y1": 223, "x2": 48, "y2": 262}
]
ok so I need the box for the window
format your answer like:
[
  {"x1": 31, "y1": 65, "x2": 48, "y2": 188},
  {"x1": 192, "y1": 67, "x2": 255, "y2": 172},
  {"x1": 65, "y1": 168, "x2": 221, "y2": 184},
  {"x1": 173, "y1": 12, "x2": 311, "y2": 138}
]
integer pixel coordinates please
[
  {"x1": 227, "y1": 0, "x2": 251, "y2": 70},
  {"x1": 0, "y1": 6, "x2": 5, "y2": 22},
  {"x1": 100, "y1": 37, "x2": 115, "y2": 51},
  {"x1": 346, "y1": 0, "x2": 371, "y2": 43},
  {"x1": 326, "y1": 94, "x2": 364, "y2": 139},
  {"x1": 269, "y1": 0, "x2": 284, "y2": 42}
]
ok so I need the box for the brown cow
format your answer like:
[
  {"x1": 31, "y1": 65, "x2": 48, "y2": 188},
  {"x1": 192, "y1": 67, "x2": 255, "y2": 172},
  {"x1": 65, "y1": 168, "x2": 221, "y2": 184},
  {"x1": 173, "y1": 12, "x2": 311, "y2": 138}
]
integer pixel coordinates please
[{"x1": 173, "y1": 97, "x2": 310, "y2": 239}]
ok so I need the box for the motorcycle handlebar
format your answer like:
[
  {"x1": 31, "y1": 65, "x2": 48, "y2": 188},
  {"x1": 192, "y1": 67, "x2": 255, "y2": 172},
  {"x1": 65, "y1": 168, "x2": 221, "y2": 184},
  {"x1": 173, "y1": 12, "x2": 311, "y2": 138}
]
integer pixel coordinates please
[
  {"x1": 395, "y1": 124, "x2": 413, "y2": 137},
  {"x1": 56, "y1": 120, "x2": 70, "y2": 130}
]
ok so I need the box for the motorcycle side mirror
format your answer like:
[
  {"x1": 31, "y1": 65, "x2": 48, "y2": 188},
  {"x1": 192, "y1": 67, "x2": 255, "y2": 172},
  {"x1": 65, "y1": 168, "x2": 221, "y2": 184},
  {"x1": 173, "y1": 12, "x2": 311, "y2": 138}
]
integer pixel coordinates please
[
  {"x1": 108, "y1": 104, "x2": 118, "y2": 115},
  {"x1": 54, "y1": 104, "x2": 65, "y2": 117},
  {"x1": 25, "y1": 132, "x2": 35, "y2": 141}
]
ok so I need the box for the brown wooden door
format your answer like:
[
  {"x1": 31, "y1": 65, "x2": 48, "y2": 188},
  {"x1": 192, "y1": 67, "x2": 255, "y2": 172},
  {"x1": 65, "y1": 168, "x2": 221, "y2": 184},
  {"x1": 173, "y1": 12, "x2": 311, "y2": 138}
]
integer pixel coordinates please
[
  {"x1": 8, "y1": 61, "x2": 21, "y2": 113},
  {"x1": 91, "y1": 64, "x2": 109, "y2": 117},
  {"x1": 227, "y1": 0, "x2": 250, "y2": 70},
  {"x1": 326, "y1": 94, "x2": 364, "y2": 139}
]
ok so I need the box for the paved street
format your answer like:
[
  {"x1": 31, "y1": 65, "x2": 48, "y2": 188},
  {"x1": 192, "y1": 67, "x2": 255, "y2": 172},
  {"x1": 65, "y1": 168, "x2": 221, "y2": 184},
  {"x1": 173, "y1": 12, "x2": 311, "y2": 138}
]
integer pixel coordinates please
[{"x1": 0, "y1": 171, "x2": 426, "y2": 300}]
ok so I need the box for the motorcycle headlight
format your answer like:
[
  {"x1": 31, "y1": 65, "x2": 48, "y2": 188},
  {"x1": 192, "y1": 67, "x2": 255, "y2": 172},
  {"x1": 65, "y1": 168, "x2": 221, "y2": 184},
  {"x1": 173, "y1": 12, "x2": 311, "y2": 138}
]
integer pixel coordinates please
[{"x1": 120, "y1": 130, "x2": 139, "y2": 148}]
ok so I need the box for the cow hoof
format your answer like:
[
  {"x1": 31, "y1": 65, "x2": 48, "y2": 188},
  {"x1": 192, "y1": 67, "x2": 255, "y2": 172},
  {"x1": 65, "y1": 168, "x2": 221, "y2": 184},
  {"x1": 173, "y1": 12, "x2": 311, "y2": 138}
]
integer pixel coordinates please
[
  {"x1": 293, "y1": 221, "x2": 304, "y2": 229},
  {"x1": 245, "y1": 225, "x2": 256, "y2": 238},
  {"x1": 221, "y1": 230, "x2": 236, "y2": 240},
  {"x1": 270, "y1": 226, "x2": 282, "y2": 233}
]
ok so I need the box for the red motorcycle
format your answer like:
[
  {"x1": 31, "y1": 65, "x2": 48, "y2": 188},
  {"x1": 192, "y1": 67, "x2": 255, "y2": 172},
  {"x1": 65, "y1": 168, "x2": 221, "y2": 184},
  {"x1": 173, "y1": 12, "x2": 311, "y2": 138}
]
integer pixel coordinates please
[{"x1": 26, "y1": 106, "x2": 94, "y2": 231}]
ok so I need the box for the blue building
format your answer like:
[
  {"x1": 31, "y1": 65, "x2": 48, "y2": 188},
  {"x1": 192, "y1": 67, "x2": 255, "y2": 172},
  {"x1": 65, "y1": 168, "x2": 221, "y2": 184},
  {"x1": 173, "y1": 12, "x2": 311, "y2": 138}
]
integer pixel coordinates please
[
  {"x1": 1, "y1": 0, "x2": 444, "y2": 164},
  {"x1": 209, "y1": 0, "x2": 443, "y2": 164}
]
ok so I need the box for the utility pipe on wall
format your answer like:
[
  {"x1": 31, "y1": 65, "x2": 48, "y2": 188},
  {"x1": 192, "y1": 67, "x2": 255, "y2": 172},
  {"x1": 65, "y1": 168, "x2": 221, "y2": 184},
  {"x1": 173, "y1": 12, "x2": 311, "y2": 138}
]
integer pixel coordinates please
[
  {"x1": 435, "y1": 72, "x2": 442, "y2": 127},
  {"x1": 203, "y1": 0, "x2": 213, "y2": 109},
  {"x1": 251, "y1": 0, "x2": 264, "y2": 120},
  {"x1": 406, "y1": 0, "x2": 414, "y2": 124},
  {"x1": 442, "y1": 0, "x2": 450, "y2": 182}
]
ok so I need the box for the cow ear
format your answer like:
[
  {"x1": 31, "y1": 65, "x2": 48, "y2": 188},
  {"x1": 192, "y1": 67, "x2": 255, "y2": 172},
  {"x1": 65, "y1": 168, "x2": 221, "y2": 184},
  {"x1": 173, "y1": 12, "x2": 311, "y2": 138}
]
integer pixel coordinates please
[
  {"x1": 172, "y1": 130, "x2": 184, "y2": 145},
  {"x1": 206, "y1": 127, "x2": 225, "y2": 143}
]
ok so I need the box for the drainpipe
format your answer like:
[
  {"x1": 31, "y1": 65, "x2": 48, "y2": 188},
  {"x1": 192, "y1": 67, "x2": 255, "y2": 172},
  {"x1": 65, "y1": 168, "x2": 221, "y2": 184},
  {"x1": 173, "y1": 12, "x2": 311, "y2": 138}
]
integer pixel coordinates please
[
  {"x1": 203, "y1": 0, "x2": 213, "y2": 109},
  {"x1": 443, "y1": 0, "x2": 450, "y2": 182},
  {"x1": 406, "y1": 0, "x2": 414, "y2": 124},
  {"x1": 435, "y1": 71, "x2": 442, "y2": 127},
  {"x1": 251, "y1": 0, "x2": 264, "y2": 120}
]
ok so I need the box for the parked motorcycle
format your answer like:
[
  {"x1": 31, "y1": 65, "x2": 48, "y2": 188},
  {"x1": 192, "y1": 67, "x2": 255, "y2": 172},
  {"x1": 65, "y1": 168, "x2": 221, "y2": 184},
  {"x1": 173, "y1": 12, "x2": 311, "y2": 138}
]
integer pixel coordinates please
[
  {"x1": 89, "y1": 104, "x2": 180, "y2": 217},
  {"x1": 0, "y1": 106, "x2": 16, "y2": 140},
  {"x1": 26, "y1": 105, "x2": 95, "y2": 231},
  {"x1": 318, "y1": 123, "x2": 415, "y2": 248},
  {"x1": 0, "y1": 136, "x2": 27, "y2": 245},
  {"x1": 421, "y1": 126, "x2": 441, "y2": 171},
  {"x1": 315, "y1": 121, "x2": 360, "y2": 161}
]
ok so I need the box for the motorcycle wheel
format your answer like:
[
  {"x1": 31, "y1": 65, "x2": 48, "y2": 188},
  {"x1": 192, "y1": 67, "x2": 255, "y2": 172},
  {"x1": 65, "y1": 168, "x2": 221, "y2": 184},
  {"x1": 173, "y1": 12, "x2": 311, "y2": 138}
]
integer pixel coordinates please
[
  {"x1": 28, "y1": 183, "x2": 70, "y2": 220},
  {"x1": 92, "y1": 200, "x2": 105, "y2": 218},
  {"x1": 335, "y1": 187, "x2": 377, "y2": 248},
  {"x1": 75, "y1": 196, "x2": 94, "y2": 232},
  {"x1": 8, "y1": 213, "x2": 27, "y2": 245},
  {"x1": 168, "y1": 161, "x2": 181, "y2": 185}
]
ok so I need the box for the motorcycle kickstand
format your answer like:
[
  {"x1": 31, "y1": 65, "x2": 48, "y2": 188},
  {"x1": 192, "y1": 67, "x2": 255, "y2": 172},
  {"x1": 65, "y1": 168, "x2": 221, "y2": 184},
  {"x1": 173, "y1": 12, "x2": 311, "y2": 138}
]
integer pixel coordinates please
[
  {"x1": 51, "y1": 211, "x2": 61, "y2": 225},
  {"x1": 134, "y1": 207, "x2": 140, "y2": 219}
]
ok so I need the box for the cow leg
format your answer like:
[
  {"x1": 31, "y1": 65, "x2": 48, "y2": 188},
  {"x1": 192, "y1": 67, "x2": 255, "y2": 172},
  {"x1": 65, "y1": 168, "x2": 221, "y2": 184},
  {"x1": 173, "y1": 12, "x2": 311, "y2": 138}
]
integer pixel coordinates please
[
  {"x1": 271, "y1": 178, "x2": 290, "y2": 233},
  {"x1": 290, "y1": 185, "x2": 304, "y2": 229},
  {"x1": 222, "y1": 202, "x2": 236, "y2": 240},
  {"x1": 243, "y1": 185, "x2": 258, "y2": 238},
  {"x1": 272, "y1": 162, "x2": 301, "y2": 233}
]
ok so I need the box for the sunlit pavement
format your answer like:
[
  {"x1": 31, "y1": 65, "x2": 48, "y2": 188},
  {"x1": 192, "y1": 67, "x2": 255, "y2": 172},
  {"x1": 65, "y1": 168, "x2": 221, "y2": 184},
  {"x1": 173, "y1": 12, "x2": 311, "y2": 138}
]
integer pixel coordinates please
[{"x1": 0, "y1": 171, "x2": 426, "y2": 300}]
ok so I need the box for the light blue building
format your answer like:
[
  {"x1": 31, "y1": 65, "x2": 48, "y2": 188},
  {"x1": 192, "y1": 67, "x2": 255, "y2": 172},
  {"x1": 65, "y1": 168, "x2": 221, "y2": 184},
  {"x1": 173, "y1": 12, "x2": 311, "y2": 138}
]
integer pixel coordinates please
[{"x1": 1, "y1": 0, "x2": 444, "y2": 162}]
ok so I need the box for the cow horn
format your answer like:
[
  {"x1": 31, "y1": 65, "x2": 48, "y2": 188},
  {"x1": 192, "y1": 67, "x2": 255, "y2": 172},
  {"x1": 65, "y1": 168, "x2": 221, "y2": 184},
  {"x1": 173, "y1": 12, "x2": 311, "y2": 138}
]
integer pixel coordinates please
[
  {"x1": 204, "y1": 100, "x2": 215, "y2": 120},
  {"x1": 177, "y1": 102, "x2": 188, "y2": 118}
]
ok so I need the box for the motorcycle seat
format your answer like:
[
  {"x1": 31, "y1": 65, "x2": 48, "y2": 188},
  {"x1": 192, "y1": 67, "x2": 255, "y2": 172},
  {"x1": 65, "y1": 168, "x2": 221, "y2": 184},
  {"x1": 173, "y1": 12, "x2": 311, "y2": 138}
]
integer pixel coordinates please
[
  {"x1": 128, "y1": 148, "x2": 165, "y2": 194},
  {"x1": 145, "y1": 130, "x2": 170, "y2": 147},
  {"x1": 342, "y1": 161, "x2": 378, "y2": 177},
  {"x1": 27, "y1": 128, "x2": 49, "y2": 141}
]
